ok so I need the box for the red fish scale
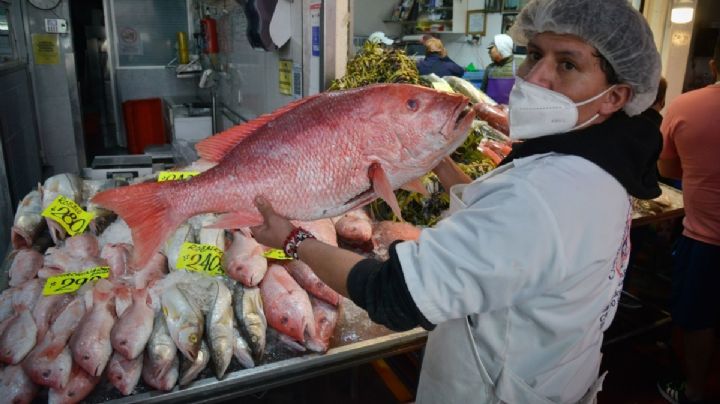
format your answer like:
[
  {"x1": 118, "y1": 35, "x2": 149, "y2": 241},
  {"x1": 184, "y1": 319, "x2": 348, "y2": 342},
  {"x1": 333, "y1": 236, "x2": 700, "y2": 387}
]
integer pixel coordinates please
[{"x1": 187, "y1": 85, "x2": 466, "y2": 222}]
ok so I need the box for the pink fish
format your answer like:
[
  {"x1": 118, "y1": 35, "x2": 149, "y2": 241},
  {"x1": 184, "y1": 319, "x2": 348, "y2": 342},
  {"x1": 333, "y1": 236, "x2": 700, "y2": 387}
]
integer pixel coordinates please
[
  {"x1": 24, "y1": 296, "x2": 85, "y2": 389},
  {"x1": 223, "y1": 229, "x2": 267, "y2": 287},
  {"x1": 106, "y1": 351, "x2": 143, "y2": 396},
  {"x1": 291, "y1": 219, "x2": 338, "y2": 246},
  {"x1": 100, "y1": 243, "x2": 132, "y2": 280},
  {"x1": 8, "y1": 249, "x2": 43, "y2": 287},
  {"x1": 62, "y1": 233, "x2": 100, "y2": 259},
  {"x1": 47, "y1": 363, "x2": 101, "y2": 404},
  {"x1": 333, "y1": 209, "x2": 374, "y2": 245},
  {"x1": 131, "y1": 251, "x2": 167, "y2": 289},
  {"x1": 306, "y1": 296, "x2": 340, "y2": 353},
  {"x1": 283, "y1": 260, "x2": 341, "y2": 306},
  {"x1": 32, "y1": 294, "x2": 73, "y2": 342},
  {"x1": 0, "y1": 364, "x2": 39, "y2": 404},
  {"x1": 110, "y1": 288, "x2": 154, "y2": 360},
  {"x1": 69, "y1": 279, "x2": 115, "y2": 376},
  {"x1": 0, "y1": 306, "x2": 37, "y2": 364},
  {"x1": 92, "y1": 84, "x2": 474, "y2": 266},
  {"x1": 260, "y1": 264, "x2": 316, "y2": 345},
  {"x1": 372, "y1": 220, "x2": 422, "y2": 259}
]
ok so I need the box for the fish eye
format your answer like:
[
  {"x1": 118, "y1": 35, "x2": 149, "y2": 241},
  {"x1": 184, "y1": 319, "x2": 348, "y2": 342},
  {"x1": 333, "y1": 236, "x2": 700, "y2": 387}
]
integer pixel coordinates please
[
  {"x1": 406, "y1": 99, "x2": 418, "y2": 111},
  {"x1": 189, "y1": 334, "x2": 198, "y2": 343}
]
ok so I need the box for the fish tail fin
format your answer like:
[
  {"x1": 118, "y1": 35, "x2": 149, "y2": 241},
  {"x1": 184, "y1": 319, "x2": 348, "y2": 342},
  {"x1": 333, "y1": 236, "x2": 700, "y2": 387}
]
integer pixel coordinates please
[{"x1": 92, "y1": 182, "x2": 187, "y2": 268}]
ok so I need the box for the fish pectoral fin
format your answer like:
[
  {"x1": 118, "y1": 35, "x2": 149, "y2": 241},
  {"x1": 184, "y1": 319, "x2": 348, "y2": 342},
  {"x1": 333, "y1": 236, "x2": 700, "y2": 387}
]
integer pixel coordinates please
[
  {"x1": 369, "y1": 162, "x2": 404, "y2": 222},
  {"x1": 195, "y1": 94, "x2": 322, "y2": 162},
  {"x1": 208, "y1": 212, "x2": 263, "y2": 230},
  {"x1": 400, "y1": 178, "x2": 430, "y2": 197}
]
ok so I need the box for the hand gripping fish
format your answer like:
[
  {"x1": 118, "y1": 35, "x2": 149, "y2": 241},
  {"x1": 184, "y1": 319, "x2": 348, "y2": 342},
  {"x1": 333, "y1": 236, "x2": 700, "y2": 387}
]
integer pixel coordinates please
[{"x1": 92, "y1": 83, "x2": 474, "y2": 266}]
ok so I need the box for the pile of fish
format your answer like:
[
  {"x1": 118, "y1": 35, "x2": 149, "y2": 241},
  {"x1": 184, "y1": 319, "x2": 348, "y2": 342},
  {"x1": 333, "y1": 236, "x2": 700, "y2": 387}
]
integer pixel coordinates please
[
  {"x1": 3, "y1": 84, "x2": 468, "y2": 402},
  {"x1": 1, "y1": 174, "x2": 422, "y2": 403}
]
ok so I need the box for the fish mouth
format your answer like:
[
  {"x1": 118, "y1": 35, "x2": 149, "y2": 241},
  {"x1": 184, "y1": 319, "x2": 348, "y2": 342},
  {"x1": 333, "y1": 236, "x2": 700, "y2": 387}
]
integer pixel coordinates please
[{"x1": 453, "y1": 104, "x2": 473, "y2": 130}]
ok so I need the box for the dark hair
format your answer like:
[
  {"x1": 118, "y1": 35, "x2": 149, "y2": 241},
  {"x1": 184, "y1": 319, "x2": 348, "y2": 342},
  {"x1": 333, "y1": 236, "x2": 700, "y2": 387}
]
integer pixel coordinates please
[
  {"x1": 654, "y1": 76, "x2": 667, "y2": 107},
  {"x1": 714, "y1": 34, "x2": 720, "y2": 67},
  {"x1": 593, "y1": 51, "x2": 619, "y2": 85}
]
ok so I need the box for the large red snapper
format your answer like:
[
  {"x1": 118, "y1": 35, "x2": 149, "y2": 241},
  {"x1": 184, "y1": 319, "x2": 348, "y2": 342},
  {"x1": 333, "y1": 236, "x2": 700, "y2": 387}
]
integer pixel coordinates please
[{"x1": 93, "y1": 84, "x2": 474, "y2": 266}]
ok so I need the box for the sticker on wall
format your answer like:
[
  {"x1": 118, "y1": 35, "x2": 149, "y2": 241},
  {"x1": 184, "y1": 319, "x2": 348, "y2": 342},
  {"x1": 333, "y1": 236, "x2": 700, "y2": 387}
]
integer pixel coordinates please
[
  {"x1": 279, "y1": 59, "x2": 293, "y2": 96},
  {"x1": 31, "y1": 33, "x2": 59, "y2": 65},
  {"x1": 310, "y1": 3, "x2": 320, "y2": 57},
  {"x1": 293, "y1": 63, "x2": 302, "y2": 99},
  {"x1": 118, "y1": 26, "x2": 143, "y2": 55}
]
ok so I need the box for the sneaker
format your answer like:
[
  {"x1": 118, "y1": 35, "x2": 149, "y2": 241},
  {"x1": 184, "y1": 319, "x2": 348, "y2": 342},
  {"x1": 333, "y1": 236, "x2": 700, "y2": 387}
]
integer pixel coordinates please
[{"x1": 657, "y1": 380, "x2": 703, "y2": 404}]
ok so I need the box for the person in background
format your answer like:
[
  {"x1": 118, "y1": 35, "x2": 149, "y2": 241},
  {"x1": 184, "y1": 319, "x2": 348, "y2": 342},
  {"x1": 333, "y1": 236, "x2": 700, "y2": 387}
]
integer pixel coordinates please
[
  {"x1": 416, "y1": 37, "x2": 465, "y2": 77},
  {"x1": 252, "y1": 0, "x2": 662, "y2": 402},
  {"x1": 656, "y1": 35, "x2": 720, "y2": 404},
  {"x1": 641, "y1": 76, "x2": 667, "y2": 128},
  {"x1": 481, "y1": 33, "x2": 518, "y2": 104}
]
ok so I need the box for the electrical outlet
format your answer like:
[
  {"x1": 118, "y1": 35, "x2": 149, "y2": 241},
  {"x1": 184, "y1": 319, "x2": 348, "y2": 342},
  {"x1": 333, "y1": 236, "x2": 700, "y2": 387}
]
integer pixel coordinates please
[{"x1": 44, "y1": 18, "x2": 68, "y2": 34}]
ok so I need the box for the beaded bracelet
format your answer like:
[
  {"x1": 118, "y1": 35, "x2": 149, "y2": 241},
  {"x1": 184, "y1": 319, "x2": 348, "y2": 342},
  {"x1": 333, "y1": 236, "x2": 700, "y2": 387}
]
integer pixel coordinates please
[{"x1": 283, "y1": 227, "x2": 316, "y2": 260}]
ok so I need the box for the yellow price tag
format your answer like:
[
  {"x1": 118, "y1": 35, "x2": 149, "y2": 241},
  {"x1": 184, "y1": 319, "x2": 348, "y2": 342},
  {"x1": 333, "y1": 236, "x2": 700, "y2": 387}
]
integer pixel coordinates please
[
  {"x1": 177, "y1": 242, "x2": 225, "y2": 276},
  {"x1": 263, "y1": 248, "x2": 292, "y2": 260},
  {"x1": 42, "y1": 266, "x2": 110, "y2": 296},
  {"x1": 157, "y1": 171, "x2": 200, "y2": 182},
  {"x1": 41, "y1": 195, "x2": 94, "y2": 236}
]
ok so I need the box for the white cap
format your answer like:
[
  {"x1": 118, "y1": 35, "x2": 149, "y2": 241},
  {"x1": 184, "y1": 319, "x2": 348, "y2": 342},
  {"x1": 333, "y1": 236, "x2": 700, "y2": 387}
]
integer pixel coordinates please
[
  {"x1": 492, "y1": 34, "x2": 514, "y2": 58},
  {"x1": 368, "y1": 31, "x2": 394, "y2": 45}
]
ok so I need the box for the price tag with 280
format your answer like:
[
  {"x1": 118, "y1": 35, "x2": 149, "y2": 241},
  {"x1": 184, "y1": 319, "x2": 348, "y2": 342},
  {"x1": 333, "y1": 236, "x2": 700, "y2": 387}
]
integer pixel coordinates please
[
  {"x1": 177, "y1": 242, "x2": 224, "y2": 276},
  {"x1": 41, "y1": 195, "x2": 94, "y2": 236},
  {"x1": 42, "y1": 266, "x2": 110, "y2": 296}
]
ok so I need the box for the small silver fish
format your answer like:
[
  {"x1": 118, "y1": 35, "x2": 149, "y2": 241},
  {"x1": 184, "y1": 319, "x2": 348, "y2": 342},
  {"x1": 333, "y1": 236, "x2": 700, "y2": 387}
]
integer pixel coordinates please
[
  {"x1": 162, "y1": 284, "x2": 203, "y2": 361},
  {"x1": 179, "y1": 339, "x2": 210, "y2": 386},
  {"x1": 145, "y1": 313, "x2": 177, "y2": 381},
  {"x1": 206, "y1": 280, "x2": 234, "y2": 379},
  {"x1": 232, "y1": 284, "x2": 267, "y2": 360}
]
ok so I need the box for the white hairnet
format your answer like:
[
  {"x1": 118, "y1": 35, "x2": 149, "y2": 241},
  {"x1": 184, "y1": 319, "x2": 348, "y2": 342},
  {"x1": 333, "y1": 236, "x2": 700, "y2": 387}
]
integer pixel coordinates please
[
  {"x1": 493, "y1": 34, "x2": 514, "y2": 58},
  {"x1": 508, "y1": 0, "x2": 661, "y2": 116}
]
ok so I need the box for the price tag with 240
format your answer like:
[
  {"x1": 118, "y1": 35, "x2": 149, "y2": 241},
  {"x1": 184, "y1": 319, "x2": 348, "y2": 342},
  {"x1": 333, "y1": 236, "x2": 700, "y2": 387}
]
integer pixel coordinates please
[{"x1": 177, "y1": 242, "x2": 224, "y2": 276}]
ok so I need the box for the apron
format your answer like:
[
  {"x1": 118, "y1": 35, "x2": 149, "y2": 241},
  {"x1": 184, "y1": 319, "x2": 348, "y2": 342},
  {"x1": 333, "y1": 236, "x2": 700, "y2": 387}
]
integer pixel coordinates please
[
  {"x1": 485, "y1": 58, "x2": 516, "y2": 105},
  {"x1": 416, "y1": 175, "x2": 607, "y2": 403}
]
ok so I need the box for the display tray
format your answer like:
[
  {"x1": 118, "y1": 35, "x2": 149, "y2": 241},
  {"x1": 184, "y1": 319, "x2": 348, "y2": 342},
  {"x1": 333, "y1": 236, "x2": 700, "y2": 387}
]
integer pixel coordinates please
[
  {"x1": 631, "y1": 183, "x2": 684, "y2": 227},
  {"x1": 0, "y1": 251, "x2": 427, "y2": 403}
]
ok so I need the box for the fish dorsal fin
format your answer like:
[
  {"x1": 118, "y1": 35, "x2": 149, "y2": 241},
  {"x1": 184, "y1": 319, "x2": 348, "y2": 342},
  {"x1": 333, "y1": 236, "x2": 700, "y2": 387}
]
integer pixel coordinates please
[
  {"x1": 195, "y1": 94, "x2": 323, "y2": 162},
  {"x1": 369, "y1": 162, "x2": 404, "y2": 222}
]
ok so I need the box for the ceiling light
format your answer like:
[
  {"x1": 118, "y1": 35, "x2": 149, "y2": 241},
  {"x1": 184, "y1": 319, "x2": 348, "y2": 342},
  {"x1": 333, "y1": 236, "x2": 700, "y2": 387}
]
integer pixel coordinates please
[{"x1": 671, "y1": 0, "x2": 695, "y2": 24}]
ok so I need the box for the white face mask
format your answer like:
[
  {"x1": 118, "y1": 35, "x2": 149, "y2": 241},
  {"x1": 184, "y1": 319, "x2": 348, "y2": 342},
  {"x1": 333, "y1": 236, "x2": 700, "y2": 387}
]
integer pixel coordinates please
[{"x1": 508, "y1": 76, "x2": 616, "y2": 140}]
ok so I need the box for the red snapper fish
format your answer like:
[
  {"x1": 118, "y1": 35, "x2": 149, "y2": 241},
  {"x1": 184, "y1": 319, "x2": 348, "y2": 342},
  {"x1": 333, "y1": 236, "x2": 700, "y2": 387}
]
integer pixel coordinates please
[{"x1": 93, "y1": 84, "x2": 474, "y2": 266}]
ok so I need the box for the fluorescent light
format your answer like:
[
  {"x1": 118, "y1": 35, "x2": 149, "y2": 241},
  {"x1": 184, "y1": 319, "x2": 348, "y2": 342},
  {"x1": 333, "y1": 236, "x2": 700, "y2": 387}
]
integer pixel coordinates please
[{"x1": 670, "y1": 1, "x2": 695, "y2": 24}]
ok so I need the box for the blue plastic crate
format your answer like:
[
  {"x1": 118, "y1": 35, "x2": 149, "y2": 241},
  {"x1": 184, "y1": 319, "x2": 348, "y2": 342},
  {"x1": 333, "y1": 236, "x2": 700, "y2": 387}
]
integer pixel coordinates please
[{"x1": 463, "y1": 70, "x2": 484, "y2": 89}]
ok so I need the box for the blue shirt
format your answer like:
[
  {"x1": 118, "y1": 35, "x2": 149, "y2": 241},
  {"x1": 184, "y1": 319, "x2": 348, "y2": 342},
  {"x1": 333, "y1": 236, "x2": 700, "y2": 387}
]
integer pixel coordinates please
[{"x1": 416, "y1": 54, "x2": 464, "y2": 77}]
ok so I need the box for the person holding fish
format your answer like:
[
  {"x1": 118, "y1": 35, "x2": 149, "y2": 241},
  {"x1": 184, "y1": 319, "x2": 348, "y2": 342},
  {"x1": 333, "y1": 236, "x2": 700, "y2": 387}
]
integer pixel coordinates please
[{"x1": 251, "y1": 0, "x2": 662, "y2": 402}]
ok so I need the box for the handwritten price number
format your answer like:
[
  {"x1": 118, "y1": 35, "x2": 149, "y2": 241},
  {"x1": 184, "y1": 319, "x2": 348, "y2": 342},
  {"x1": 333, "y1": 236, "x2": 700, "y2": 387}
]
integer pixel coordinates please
[
  {"x1": 178, "y1": 243, "x2": 224, "y2": 276},
  {"x1": 157, "y1": 171, "x2": 200, "y2": 182},
  {"x1": 41, "y1": 195, "x2": 93, "y2": 236},
  {"x1": 183, "y1": 252, "x2": 223, "y2": 274},
  {"x1": 43, "y1": 266, "x2": 110, "y2": 296},
  {"x1": 263, "y1": 249, "x2": 292, "y2": 260}
]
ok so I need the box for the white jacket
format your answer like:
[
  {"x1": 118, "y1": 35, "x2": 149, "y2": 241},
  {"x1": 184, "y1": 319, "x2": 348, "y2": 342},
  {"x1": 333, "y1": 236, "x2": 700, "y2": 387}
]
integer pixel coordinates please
[{"x1": 397, "y1": 153, "x2": 632, "y2": 403}]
